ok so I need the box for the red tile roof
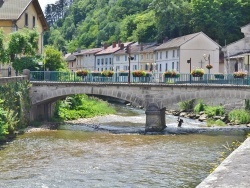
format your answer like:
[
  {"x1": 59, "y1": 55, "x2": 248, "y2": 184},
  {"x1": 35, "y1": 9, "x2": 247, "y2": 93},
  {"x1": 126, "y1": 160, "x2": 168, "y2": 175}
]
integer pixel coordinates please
[{"x1": 96, "y1": 42, "x2": 134, "y2": 55}]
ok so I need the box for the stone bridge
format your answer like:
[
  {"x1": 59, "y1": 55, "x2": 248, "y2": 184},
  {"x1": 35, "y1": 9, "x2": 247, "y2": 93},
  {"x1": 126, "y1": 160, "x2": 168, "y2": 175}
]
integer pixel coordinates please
[{"x1": 30, "y1": 81, "x2": 250, "y2": 132}]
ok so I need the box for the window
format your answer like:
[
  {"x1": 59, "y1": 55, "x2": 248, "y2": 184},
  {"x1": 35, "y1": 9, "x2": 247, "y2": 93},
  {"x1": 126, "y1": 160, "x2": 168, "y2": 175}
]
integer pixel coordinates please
[
  {"x1": 101, "y1": 58, "x2": 104, "y2": 65},
  {"x1": 97, "y1": 59, "x2": 100, "y2": 65},
  {"x1": 134, "y1": 55, "x2": 137, "y2": 60},
  {"x1": 116, "y1": 56, "x2": 120, "y2": 61},
  {"x1": 33, "y1": 16, "x2": 35, "y2": 28},
  {"x1": 177, "y1": 49, "x2": 180, "y2": 57},
  {"x1": 156, "y1": 52, "x2": 158, "y2": 60},
  {"x1": 159, "y1": 64, "x2": 162, "y2": 72},
  {"x1": 172, "y1": 62, "x2": 174, "y2": 69},
  {"x1": 109, "y1": 58, "x2": 112, "y2": 64},
  {"x1": 172, "y1": 50, "x2": 175, "y2": 57},
  {"x1": 133, "y1": 65, "x2": 137, "y2": 70},
  {"x1": 125, "y1": 55, "x2": 127, "y2": 61},
  {"x1": 141, "y1": 55, "x2": 143, "y2": 60},
  {"x1": 165, "y1": 63, "x2": 168, "y2": 71},
  {"x1": 177, "y1": 61, "x2": 179, "y2": 71},
  {"x1": 160, "y1": 52, "x2": 162, "y2": 59},
  {"x1": 25, "y1": 13, "x2": 28, "y2": 26},
  {"x1": 166, "y1": 51, "x2": 168, "y2": 59},
  {"x1": 105, "y1": 58, "x2": 108, "y2": 64},
  {"x1": 98, "y1": 68, "x2": 100, "y2": 71},
  {"x1": 71, "y1": 62, "x2": 73, "y2": 67}
]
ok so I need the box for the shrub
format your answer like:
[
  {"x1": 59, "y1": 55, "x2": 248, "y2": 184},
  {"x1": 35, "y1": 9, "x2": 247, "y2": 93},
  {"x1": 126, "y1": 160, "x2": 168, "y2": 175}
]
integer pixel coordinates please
[
  {"x1": 101, "y1": 70, "x2": 114, "y2": 77},
  {"x1": 191, "y1": 68, "x2": 205, "y2": 77},
  {"x1": 76, "y1": 69, "x2": 89, "y2": 76},
  {"x1": 132, "y1": 70, "x2": 146, "y2": 77},
  {"x1": 204, "y1": 105, "x2": 224, "y2": 117},
  {"x1": 233, "y1": 71, "x2": 246, "y2": 78},
  {"x1": 194, "y1": 100, "x2": 206, "y2": 114},
  {"x1": 228, "y1": 109, "x2": 250, "y2": 124},
  {"x1": 178, "y1": 99, "x2": 196, "y2": 111},
  {"x1": 207, "y1": 119, "x2": 226, "y2": 127}
]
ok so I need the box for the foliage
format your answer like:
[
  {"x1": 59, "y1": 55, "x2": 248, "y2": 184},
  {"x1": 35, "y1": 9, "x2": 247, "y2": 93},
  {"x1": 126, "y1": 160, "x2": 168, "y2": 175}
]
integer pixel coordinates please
[
  {"x1": 206, "y1": 119, "x2": 226, "y2": 127},
  {"x1": 245, "y1": 99, "x2": 250, "y2": 111},
  {"x1": 164, "y1": 70, "x2": 180, "y2": 78},
  {"x1": 178, "y1": 99, "x2": 196, "y2": 112},
  {"x1": 194, "y1": 100, "x2": 206, "y2": 114},
  {"x1": 101, "y1": 70, "x2": 114, "y2": 77},
  {"x1": 191, "y1": 68, "x2": 205, "y2": 77},
  {"x1": 0, "y1": 81, "x2": 30, "y2": 141},
  {"x1": 228, "y1": 109, "x2": 250, "y2": 124},
  {"x1": 0, "y1": 29, "x2": 8, "y2": 63},
  {"x1": 44, "y1": 45, "x2": 67, "y2": 71},
  {"x1": 204, "y1": 105, "x2": 225, "y2": 117},
  {"x1": 54, "y1": 94, "x2": 116, "y2": 120},
  {"x1": 132, "y1": 70, "x2": 146, "y2": 77},
  {"x1": 233, "y1": 71, "x2": 247, "y2": 78},
  {"x1": 206, "y1": 64, "x2": 213, "y2": 69},
  {"x1": 12, "y1": 56, "x2": 42, "y2": 73},
  {"x1": 76, "y1": 69, "x2": 89, "y2": 76},
  {"x1": 44, "y1": 0, "x2": 250, "y2": 52}
]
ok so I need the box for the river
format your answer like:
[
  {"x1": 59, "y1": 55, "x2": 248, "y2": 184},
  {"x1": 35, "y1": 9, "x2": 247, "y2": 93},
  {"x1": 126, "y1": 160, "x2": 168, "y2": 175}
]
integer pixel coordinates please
[{"x1": 0, "y1": 104, "x2": 247, "y2": 188}]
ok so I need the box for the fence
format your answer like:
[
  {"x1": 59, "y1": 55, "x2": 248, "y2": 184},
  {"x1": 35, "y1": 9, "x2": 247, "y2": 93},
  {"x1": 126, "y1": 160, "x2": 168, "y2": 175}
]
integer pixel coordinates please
[{"x1": 29, "y1": 71, "x2": 250, "y2": 86}]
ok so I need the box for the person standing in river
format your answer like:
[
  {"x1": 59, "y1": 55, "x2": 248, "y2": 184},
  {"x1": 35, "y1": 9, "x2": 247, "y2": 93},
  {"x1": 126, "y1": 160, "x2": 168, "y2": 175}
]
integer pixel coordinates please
[{"x1": 177, "y1": 116, "x2": 183, "y2": 127}]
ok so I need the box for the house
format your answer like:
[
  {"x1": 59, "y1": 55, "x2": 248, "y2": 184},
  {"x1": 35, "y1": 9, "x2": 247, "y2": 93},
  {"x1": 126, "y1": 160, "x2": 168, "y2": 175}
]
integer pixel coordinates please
[
  {"x1": 139, "y1": 43, "x2": 158, "y2": 71},
  {"x1": 95, "y1": 41, "x2": 134, "y2": 72},
  {"x1": 222, "y1": 23, "x2": 250, "y2": 74},
  {"x1": 74, "y1": 48, "x2": 102, "y2": 71},
  {"x1": 0, "y1": 0, "x2": 49, "y2": 54},
  {"x1": 154, "y1": 32, "x2": 221, "y2": 74},
  {"x1": 65, "y1": 53, "x2": 76, "y2": 72},
  {"x1": 113, "y1": 42, "x2": 142, "y2": 72}
]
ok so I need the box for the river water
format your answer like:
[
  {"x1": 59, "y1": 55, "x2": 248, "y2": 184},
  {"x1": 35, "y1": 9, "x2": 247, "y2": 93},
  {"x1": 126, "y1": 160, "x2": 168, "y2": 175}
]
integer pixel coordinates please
[{"x1": 0, "y1": 104, "x2": 247, "y2": 188}]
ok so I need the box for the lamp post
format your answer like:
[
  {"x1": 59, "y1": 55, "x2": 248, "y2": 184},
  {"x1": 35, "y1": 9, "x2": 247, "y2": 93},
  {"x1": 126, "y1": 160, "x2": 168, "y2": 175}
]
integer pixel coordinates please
[
  {"x1": 187, "y1": 58, "x2": 191, "y2": 84},
  {"x1": 125, "y1": 45, "x2": 131, "y2": 84},
  {"x1": 38, "y1": 61, "x2": 45, "y2": 81},
  {"x1": 203, "y1": 54, "x2": 210, "y2": 83}
]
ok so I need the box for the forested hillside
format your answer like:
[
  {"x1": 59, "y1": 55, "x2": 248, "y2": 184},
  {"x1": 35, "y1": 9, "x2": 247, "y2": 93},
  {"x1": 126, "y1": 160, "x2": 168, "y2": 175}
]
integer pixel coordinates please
[{"x1": 44, "y1": 0, "x2": 250, "y2": 53}]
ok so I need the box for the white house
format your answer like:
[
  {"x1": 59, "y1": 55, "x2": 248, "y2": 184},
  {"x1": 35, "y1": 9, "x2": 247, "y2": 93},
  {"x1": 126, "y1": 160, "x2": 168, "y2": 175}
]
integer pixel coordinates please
[
  {"x1": 95, "y1": 41, "x2": 133, "y2": 72},
  {"x1": 74, "y1": 48, "x2": 102, "y2": 71},
  {"x1": 222, "y1": 23, "x2": 250, "y2": 74},
  {"x1": 154, "y1": 32, "x2": 221, "y2": 74}
]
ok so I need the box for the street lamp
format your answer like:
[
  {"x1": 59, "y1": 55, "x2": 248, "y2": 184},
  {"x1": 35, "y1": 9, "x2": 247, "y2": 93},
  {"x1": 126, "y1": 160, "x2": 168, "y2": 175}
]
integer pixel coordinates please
[
  {"x1": 203, "y1": 54, "x2": 210, "y2": 83},
  {"x1": 38, "y1": 61, "x2": 45, "y2": 81}
]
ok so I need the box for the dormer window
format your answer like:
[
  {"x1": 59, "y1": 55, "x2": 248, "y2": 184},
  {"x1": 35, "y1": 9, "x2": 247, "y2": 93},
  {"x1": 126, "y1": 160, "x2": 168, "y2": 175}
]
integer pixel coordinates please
[{"x1": 25, "y1": 13, "x2": 28, "y2": 26}]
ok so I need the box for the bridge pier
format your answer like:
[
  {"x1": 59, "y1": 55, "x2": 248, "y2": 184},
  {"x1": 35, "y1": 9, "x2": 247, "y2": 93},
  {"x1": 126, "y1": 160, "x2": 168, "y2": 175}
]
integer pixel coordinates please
[
  {"x1": 145, "y1": 104, "x2": 166, "y2": 132},
  {"x1": 30, "y1": 102, "x2": 54, "y2": 121}
]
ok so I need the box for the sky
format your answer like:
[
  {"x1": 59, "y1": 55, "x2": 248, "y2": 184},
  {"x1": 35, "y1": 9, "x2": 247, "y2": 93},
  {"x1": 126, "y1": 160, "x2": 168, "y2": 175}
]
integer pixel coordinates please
[{"x1": 38, "y1": 0, "x2": 58, "y2": 11}]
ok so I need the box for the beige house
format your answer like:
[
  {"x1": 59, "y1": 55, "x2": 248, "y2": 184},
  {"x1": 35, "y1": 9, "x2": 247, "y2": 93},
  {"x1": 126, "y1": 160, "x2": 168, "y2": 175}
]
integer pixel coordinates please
[
  {"x1": 65, "y1": 53, "x2": 76, "y2": 72},
  {"x1": 0, "y1": 0, "x2": 48, "y2": 54},
  {"x1": 222, "y1": 23, "x2": 250, "y2": 74},
  {"x1": 0, "y1": 0, "x2": 48, "y2": 76},
  {"x1": 155, "y1": 32, "x2": 221, "y2": 74}
]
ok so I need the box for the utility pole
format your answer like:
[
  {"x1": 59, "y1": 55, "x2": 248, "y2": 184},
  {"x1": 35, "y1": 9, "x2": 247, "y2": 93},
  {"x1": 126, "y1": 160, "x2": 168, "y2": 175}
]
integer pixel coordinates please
[
  {"x1": 187, "y1": 58, "x2": 191, "y2": 84},
  {"x1": 125, "y1": 45, "x2": 131, "y2": 84}
]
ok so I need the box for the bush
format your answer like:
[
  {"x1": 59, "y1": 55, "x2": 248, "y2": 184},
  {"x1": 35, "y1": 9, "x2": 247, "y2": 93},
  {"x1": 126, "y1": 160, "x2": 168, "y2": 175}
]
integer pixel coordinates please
[
  {"x1": 207, "y1": 119, "x2": 226, "y2": 127},
  {"x1": 204, "y1": 106, "x2": 224, "y2": 117},
  {"x1": 228, "y1": 109, "x2": 250, "y2": 124},
  {"x1": 194, "y1": 100, "x2": 206, "y2": 114},
  {"x1": 178, "y1": 99, "x2": 195, "y2": 112}
]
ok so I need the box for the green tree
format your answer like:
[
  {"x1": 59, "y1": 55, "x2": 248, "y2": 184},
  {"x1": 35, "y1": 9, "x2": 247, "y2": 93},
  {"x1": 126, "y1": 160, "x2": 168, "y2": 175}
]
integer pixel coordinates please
[
  {"x1": 0, "y1": 29, "x2": 8, "y2": 63},
  {"x1": 44, "y1": 45, "x2": 67, "y2": 71}
]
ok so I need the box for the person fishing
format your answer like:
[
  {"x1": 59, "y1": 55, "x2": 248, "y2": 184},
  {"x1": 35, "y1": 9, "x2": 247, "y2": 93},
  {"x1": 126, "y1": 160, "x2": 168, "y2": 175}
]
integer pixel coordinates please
[{"x1": 177, "y1": 116, "x2": 183, "y2": 127}]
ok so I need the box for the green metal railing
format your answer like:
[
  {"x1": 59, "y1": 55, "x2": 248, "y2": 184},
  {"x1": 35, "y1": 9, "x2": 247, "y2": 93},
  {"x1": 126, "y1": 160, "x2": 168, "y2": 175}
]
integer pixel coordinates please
[{"x1": 29, "y1": 71, "x2": 250, "y2": 85}]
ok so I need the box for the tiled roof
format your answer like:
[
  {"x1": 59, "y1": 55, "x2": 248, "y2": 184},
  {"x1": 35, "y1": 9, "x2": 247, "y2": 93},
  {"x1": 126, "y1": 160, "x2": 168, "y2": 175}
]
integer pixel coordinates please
[
  {"x1": 74, "y1": 48, "x2": 102, "y2": 56},
  {"x1": 155, "y1": 32, "x2": 200, "y2": 50},
  {"x1": 0, "y1": 0, "x2": 48, "y2": 30},
  {"x1": 96, "y1": 42, "x2": 134, "y2": 55},
  {"x1": 114, "y1": 43, "x2": 158, "y2": 55}
]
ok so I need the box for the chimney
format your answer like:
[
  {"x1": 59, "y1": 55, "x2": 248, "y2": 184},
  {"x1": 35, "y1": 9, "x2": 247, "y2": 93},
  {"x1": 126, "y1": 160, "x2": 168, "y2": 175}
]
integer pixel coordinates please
[
  {"x1": 140, "y1": 44, "x2": 143, "y2": 51},
  {"x1": 163, "y1": 37, "x2": 168, "y2": 43},
  {"x1": 112, "y1": 41, "x2": 116, "y2": 48},
  {"x1": 120, "y1": 43, "x2": 124, "y2": 50},
  {"x1": 104, "y1": 43, "x2": 108, "y2": 49}
]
